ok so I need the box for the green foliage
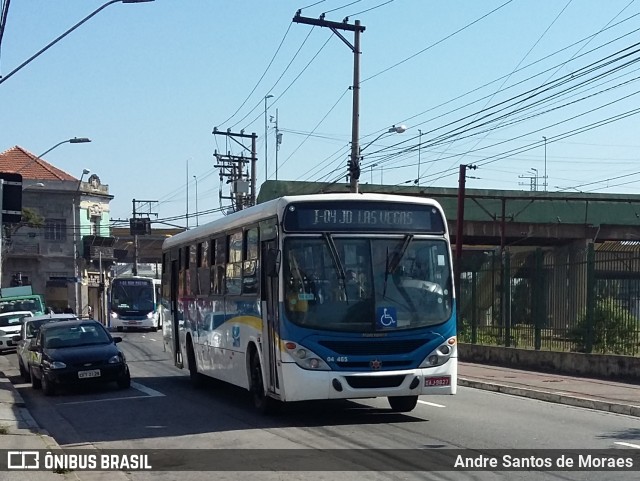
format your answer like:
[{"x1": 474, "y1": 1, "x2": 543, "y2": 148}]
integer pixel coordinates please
[{"x1": 572, "y1": 297, "x2": 639, "y2": 355}]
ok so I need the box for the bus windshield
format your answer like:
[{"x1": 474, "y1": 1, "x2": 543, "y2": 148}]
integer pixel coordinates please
[
  {"x1": 110, "y1": 278, "x2": 156, "y2": 315},
  {"x1": 283, "y1": 236, "x2": 453, "y2": 333}
]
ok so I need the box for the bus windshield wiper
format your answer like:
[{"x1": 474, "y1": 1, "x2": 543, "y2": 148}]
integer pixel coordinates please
[
  {"x1": 323, "y1": 233, "x2": 349, "y2": 303},
  {"x1": 383, "y1": 235, "x2": 414, "y2": 298}
]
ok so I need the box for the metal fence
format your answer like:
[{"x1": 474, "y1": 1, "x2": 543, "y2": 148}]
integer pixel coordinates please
[{"x1": 457, "y1": 243, "x2": 640, "y2": 356}]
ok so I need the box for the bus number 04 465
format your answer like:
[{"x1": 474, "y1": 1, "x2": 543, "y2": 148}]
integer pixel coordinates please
[{"x1": 326, "y1": 356, "x2": 348, "y2": 363}]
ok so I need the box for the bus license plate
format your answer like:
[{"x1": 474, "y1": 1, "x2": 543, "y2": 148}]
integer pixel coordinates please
[
  {"x1": 78, "y1": 369, "x2": 101, "y2": 379},
  {"x1": 425, "y1": 376, "x2": 450, "y2": 387}
]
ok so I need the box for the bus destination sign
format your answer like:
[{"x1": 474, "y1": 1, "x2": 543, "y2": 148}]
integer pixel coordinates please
[
  {"x1": 116, "y1": 280, "x2": 150, "y2": 287},
  {"x1": 283, "y1": 201, "x2": 445, "y2": 233}
]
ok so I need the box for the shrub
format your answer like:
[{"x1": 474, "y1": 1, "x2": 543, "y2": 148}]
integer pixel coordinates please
[{"x1": 571, "y1": 297, "x2": 639, "y2": 355}]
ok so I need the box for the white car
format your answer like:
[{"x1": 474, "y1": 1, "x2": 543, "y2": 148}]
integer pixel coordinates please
[
  {"x1": 0, "y1": 311, "x2": 33, "y2": 353},
  {"x1": 14, "y1": 313, "x2": 77, "y2": 381}
]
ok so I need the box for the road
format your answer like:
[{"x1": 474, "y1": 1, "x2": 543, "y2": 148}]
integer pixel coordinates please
[{"x1": 3, "y1": 329, "x2": 640, "y2": 481}]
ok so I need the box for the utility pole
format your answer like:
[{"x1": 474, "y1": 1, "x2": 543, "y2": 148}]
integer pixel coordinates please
[
  {"x1": 293, "y1": 12, "x2": 365, "y2": 193},
  {"x1": 543, "y1": 136, "x2": 548, "y2": 191},
  {"x1": 130, "y1": 199, "x2": 158, "y2": 277},
  {"x1": 212, "y1": 128, "x2": 257, "y2": 212},
  {"x1": 455, "y1": 164, "x2": 477, "y2": 331},
  {"x1": 271, "y1": 109, "x2": 283, "y2": 180},
  {"x1": 518, "y1": 169, "x2": 538, "y2": 191}
]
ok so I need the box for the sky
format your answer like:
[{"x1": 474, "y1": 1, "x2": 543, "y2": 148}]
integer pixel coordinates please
[{"x1": 2, "y1": 0, "x2": 640, "y2": 229}]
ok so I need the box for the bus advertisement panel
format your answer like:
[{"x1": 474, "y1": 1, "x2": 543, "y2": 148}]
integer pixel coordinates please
[
  {"x1": 109, "y1": 277, "x2": 161, "y2": 331},
  {"x1": 161, "y1": 193, "x2": 457, "y2": 414}
]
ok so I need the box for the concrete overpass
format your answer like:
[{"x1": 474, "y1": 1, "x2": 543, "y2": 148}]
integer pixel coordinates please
[
  {"x1": 111, "y1": 180, "x2": 640, "y2": 265},
  {"x1": 257, "y1": 180, "x2": 640, "y2": 247}
]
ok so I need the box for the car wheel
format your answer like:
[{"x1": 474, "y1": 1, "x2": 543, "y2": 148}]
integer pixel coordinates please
[
  {"x1": 117, "y1": 367, "x2": 131, "y2": 389},
  {"x1": 42, "y1": 374, "x2": 56, "y2": 396},
  {"x1": 388, "y1": 395, "x2": 418, "y2": 412},
  {"x1": 30, "y1": 367, "x2": 42, "y2": 390},
  {"x1": 19, "y1": 360, "x2": 31, "y2": 382}
]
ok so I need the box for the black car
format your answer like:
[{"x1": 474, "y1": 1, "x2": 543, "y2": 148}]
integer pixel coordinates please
[{"x1": 29, "y1": 319, "x2": 130, "y2": 395}]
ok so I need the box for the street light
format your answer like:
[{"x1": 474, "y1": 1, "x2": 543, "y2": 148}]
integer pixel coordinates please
[
  {"x1": 359, "y1": 125, "x2": 406, "y2": 187},
  {"x1": 264, "y1": 94, "x2": 274, "y2": 183},
  {"x1": 16, "y1": 137, "x2": 91, "y2": 174},
  {"x1": 0, "y1": 0, "x2": 154, "y2": 85},
  {"x1": 193, "y1": 175, "x2": 199, "y2": 227},
  {"x1": 73, "y1": 169, "x2": 91, "y2": 314}
]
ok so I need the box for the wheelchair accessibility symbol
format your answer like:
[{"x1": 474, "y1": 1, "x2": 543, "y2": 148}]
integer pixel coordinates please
[{"x1": 376, "y1": 307, "x2": 397, "y2": 329}]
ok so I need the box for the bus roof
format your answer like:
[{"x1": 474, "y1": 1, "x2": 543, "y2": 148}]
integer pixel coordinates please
[{"x1": 163, "y1": 192, "x2": 446, "y2": 251}]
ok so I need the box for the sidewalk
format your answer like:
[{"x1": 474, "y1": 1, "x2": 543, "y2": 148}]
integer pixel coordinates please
[
  {"x1": 0, "y1": 355, "x2": 127, "y2": 480},
  {"x1": 459, "y1": 361, "x2": 640, "y2": 417}
]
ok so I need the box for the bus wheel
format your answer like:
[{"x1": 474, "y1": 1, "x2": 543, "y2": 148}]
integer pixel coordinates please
[
  {"x1": 388, "y1": 395, "x2": 418, "y2": 412},
  {"x1": 249, "y1": 352, "x2": 278, "y2": 415},
  {"x1": 187, "y1": 339, "x2": 203, "y2": 388}
]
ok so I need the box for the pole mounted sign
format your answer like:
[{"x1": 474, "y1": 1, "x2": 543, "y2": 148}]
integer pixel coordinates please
[{"x1": 0, "y1": 172, "x2": 23, "y2": 224}]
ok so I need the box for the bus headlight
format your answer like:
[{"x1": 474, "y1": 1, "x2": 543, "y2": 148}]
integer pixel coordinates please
[
  {"x1": 284, "y1": 341, "x2": 330, "y2": 371},
  {"x1": 110, "y1": 312, "x2": 119, "y2": 319},
  {"x1": 146, "y1": 312, "x2": 156, "y2": 319},
  {"x1": 419, "y1": 337, "x2": 456, "y2": 368}
]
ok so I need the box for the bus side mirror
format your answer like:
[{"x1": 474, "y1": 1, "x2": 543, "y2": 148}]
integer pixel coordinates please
[{"x1": 265, "y1": 249, "x2": 281, "y2": 278}]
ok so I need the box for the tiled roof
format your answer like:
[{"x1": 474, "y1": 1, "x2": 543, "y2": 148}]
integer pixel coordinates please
[{"x1": 0, "y1": 146, "x2": 77, "y2": 181}]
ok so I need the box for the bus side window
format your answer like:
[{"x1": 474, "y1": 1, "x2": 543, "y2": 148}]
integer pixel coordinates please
[
  {"x1": 226, "y1": 232, "x2": 243, "y2": 295},
  {"x1": 211, "y1": 238, "x2": 226, "y2": 296},
  {"x1": 243, "y1": 228, "x2": 259, "y2": 294}
]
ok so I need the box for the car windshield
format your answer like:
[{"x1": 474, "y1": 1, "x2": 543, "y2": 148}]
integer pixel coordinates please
[
  {"x1": 43, "y1": 324, "x2": 111, "y2": 349},
  {"x1": 0, "y1": 313, "x2": 27, "y2": 327},
  {"x1": 26, "y1": 319, "x2": 55, "y2": 338},
  {"x1": 283, "y1": 236, "x2": 453, "y2": 333}
]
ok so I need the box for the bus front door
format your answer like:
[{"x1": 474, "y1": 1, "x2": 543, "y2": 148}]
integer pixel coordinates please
[
  {"x1": 261, "y1": 240, "x2": 280, "y2": 397},
  {"x1": 170, "y1": 259, "x2": 183, "y2": 368}
]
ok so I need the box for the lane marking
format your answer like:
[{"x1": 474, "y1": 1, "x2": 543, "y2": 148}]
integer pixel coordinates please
[
  {"x1": 418, "y1": 400, "x2": 446, "y2": 408},
  {"x1": 614, "y1": 442, "x2": 640, "y2": 449},
  {"x1": 130, "y1": 381, "x2": 164, "y2": 397},
  {"x1": 57, "y1": 381, "x2": 165, "y2": 405}
]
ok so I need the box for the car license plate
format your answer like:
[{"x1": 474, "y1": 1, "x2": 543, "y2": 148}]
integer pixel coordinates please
[
  {"x1": 78, "y1": 369, "x2": 101, "y2": 379},
  {"x1": 425, "y1": 376, "x2": 450, "y2": 387}
]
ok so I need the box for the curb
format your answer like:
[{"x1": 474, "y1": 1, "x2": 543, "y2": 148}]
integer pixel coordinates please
[{"x1": 459, "y1": 378, "x2": 640, "y2": 418}]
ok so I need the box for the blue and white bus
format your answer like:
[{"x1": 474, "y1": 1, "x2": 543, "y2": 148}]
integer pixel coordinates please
[
  {"x1": 109, "y1": 276, "x2": 161, "y2": 331},
  {"x1": 161, "y1": 193, "x2": 457, "y2": 413}
]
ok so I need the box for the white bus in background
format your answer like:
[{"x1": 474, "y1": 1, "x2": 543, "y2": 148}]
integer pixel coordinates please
[{"x1": 109, "y1": 276, "x2": 161, "y2": 331}]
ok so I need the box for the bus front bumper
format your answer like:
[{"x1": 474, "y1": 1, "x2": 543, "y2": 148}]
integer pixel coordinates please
[{"x1": 278, "y1": 358, "x2": 457, "y2": 402}]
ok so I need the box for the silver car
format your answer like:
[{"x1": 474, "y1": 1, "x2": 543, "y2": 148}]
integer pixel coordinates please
[
  {"x1": 15, "y1": 313, "x2": 77, "y2": 381},
  {"x1": 0, "y1": 311, "x2": 33, "y2": 353}
]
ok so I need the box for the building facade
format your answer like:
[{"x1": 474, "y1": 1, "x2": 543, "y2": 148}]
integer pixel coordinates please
[{"x1": 0, "y1": 146, "x2": 114, "y2": 319}]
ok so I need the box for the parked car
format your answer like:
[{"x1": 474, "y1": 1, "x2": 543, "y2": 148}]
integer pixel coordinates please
[
  {"x1": 29, "y1": 319, "x2": 130, "y2": 395},
  {"x1": 0, "y1": 311, "x2": 33, "y2": 353},
  {"x1": 14, "y1": 313, "x2": 78, "y2": 381}
]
